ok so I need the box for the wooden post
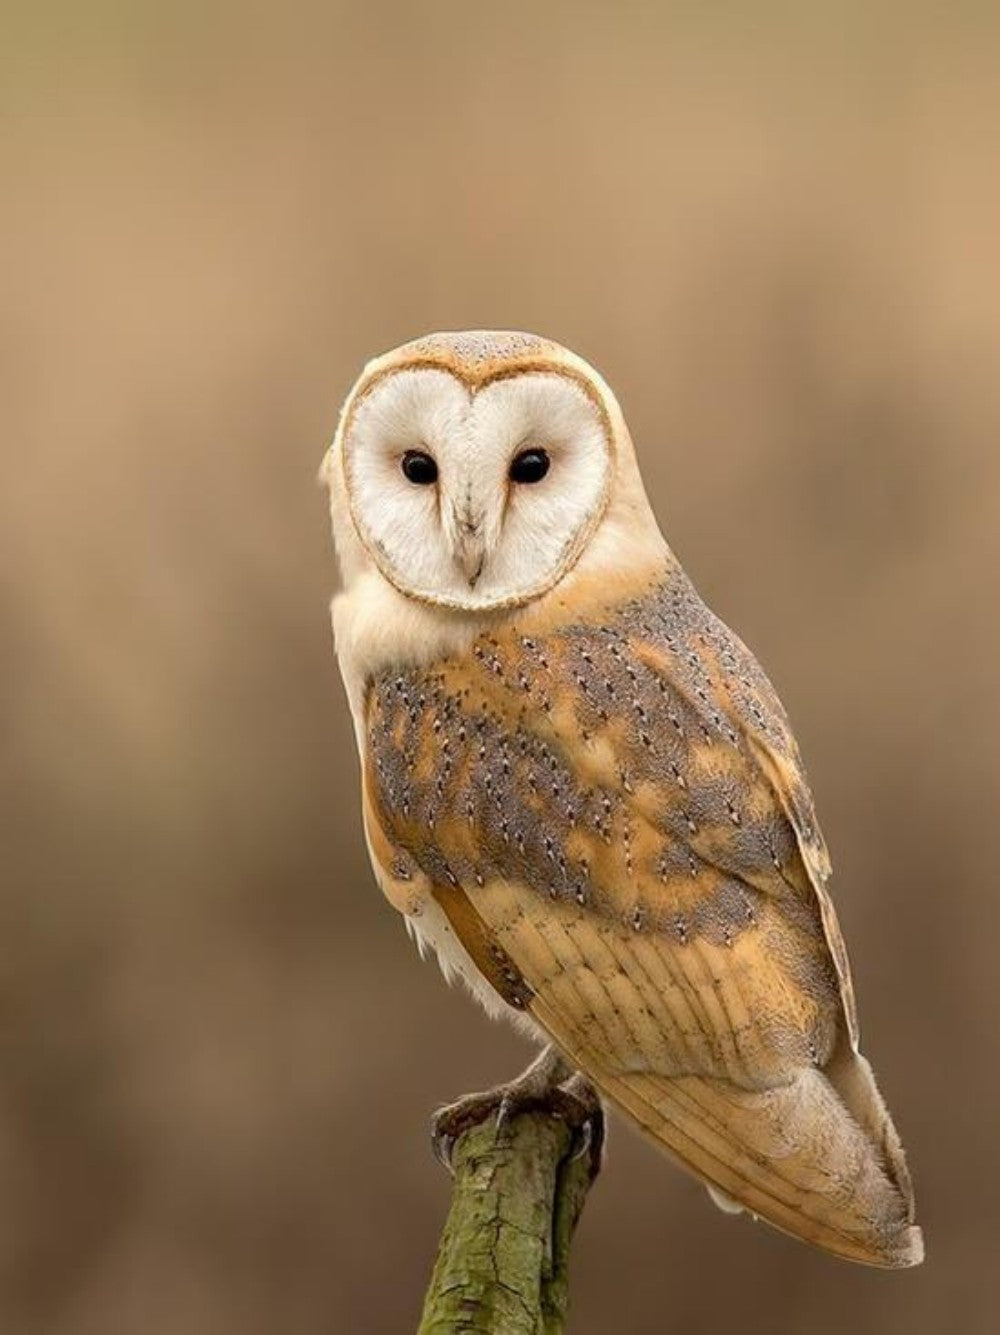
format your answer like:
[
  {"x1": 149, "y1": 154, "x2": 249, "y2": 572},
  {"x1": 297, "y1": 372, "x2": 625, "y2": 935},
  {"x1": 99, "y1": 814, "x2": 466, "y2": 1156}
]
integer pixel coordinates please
[{"x1": 419, "y1": 1099, "x2": 601, "y2": 1334}]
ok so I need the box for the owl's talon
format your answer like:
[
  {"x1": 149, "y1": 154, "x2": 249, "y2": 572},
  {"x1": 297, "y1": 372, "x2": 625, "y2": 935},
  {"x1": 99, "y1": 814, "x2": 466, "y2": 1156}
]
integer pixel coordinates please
[
  {"x1": 570, "y1": 1114, "x2": 593, "y2": 1161},
  {"x1": 495, "y1": 1092, "x2": 516, "y2": 1134},
  {"x1": 430, "y1": 1125, "x2": 457, "y2": 1175},
  {"x1": 430, "y1": 1088, "x2": 509, "y2": 1171},
  {"x1": 560, "y1": 1075, "x2": 605, "y2": 1179}
]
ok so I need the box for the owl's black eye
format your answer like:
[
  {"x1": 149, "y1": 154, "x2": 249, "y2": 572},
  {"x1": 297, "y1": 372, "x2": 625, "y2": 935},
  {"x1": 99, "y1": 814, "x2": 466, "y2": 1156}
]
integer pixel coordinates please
[
  {"x1": 509, "y1": 448, "x2": 550, "y2": 484},
  {"x1": 400, "y1": 450, "x2": 438, "y2": 485}
]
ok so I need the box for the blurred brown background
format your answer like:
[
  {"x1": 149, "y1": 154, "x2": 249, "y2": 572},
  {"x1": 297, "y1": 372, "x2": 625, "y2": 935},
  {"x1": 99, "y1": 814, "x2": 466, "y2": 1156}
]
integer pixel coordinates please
[{"x1": 2, "y1": 2, "x2": 998, "y2": 1331}]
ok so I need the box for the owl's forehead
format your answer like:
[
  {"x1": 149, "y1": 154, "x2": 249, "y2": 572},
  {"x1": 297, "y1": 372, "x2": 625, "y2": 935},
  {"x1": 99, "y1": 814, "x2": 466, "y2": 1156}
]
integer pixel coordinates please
[
  {"x1": 395, "y1": 332, "x2": 547, "y2": 371},
  {"x1": 394, "y1": 330, "x2": 552, "y2": 374},
  {"x1": 358, "y1": 329, "x2": 594, "y2": 395}
]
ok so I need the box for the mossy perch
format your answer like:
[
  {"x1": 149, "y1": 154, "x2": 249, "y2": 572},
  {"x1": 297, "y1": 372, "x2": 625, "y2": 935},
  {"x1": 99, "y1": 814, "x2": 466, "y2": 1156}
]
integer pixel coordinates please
[{"x1": 419, "y1": 1096, "x2": 602, "y2": 1334}]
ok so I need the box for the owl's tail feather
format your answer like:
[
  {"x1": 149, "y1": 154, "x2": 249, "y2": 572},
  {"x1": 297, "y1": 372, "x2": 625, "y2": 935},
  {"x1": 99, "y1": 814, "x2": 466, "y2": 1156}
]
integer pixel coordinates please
[{"x1": 592, "y1": 1052, "x2": 922, "y2": 1268}]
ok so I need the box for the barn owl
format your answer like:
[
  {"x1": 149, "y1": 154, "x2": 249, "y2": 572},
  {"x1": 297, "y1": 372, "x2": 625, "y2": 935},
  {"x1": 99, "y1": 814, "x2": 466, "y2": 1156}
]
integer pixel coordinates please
[{"x1": 321, "y1": 330, "x2": 923, "y2": 1268}]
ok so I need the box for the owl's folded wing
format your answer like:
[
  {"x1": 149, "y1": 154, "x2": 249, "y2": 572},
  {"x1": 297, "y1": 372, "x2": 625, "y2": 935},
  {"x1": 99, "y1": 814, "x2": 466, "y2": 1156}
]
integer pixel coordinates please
[
  {"x1": 435, "y1": 864, "x2": 921, "y2": 1267},
  {"x1": 362, "y1": 578, "x2": 921, "y2": 1265}
]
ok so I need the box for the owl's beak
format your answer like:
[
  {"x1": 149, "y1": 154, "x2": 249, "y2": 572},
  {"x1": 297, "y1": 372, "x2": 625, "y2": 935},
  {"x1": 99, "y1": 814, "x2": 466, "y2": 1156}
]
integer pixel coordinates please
[{"x1": 452, "y1": 513, "x2": 486, "y2": 588}]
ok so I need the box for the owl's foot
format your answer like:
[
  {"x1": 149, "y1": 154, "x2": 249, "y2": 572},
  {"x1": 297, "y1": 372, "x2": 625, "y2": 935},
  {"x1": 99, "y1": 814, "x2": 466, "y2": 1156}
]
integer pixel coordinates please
[{"x1": 430, "y1": 1045, "x2": 604, "y2": 1179}]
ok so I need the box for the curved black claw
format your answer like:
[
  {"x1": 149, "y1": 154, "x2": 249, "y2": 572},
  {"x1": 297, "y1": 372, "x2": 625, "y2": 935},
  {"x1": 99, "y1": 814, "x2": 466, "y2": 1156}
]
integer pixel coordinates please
[
  {"x1": 560, "y1": 1076, "x2": 606, "y2": 1182},
  {"x1": 430, "y1": 1089, "x2": 511, "y2": 1174}
]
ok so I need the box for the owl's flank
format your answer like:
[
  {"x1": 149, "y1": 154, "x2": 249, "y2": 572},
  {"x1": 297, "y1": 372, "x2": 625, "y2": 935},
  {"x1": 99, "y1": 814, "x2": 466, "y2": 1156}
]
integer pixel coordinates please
[{"x1": 323, "y1": 329, "x2": 923, "y2": 1269}]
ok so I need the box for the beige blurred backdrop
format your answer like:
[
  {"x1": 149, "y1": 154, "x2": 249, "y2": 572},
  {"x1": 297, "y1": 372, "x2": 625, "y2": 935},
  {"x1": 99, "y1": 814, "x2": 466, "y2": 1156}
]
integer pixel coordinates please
[{"x1": 2, "y1": 3, "x2": 999, "y2": 1332}]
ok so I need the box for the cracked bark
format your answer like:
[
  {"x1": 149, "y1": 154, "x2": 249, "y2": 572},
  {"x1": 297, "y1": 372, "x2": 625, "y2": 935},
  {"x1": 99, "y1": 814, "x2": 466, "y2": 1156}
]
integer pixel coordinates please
[{"x1": 418, "y1": 1107, "x2": 599, "y2": 1334}]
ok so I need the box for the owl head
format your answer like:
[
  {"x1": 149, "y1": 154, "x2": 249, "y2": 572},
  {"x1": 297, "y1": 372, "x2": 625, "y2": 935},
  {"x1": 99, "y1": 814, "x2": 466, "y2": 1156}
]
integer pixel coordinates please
[{"x1": 322, "y1": 331, "x2": 662, "y2": 613}]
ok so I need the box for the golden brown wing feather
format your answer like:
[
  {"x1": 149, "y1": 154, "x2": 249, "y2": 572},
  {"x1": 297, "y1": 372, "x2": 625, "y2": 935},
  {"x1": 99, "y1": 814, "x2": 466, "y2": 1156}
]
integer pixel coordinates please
[{"x1": 363, "y1": 568, "x2": 921, "y2": 1266}]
